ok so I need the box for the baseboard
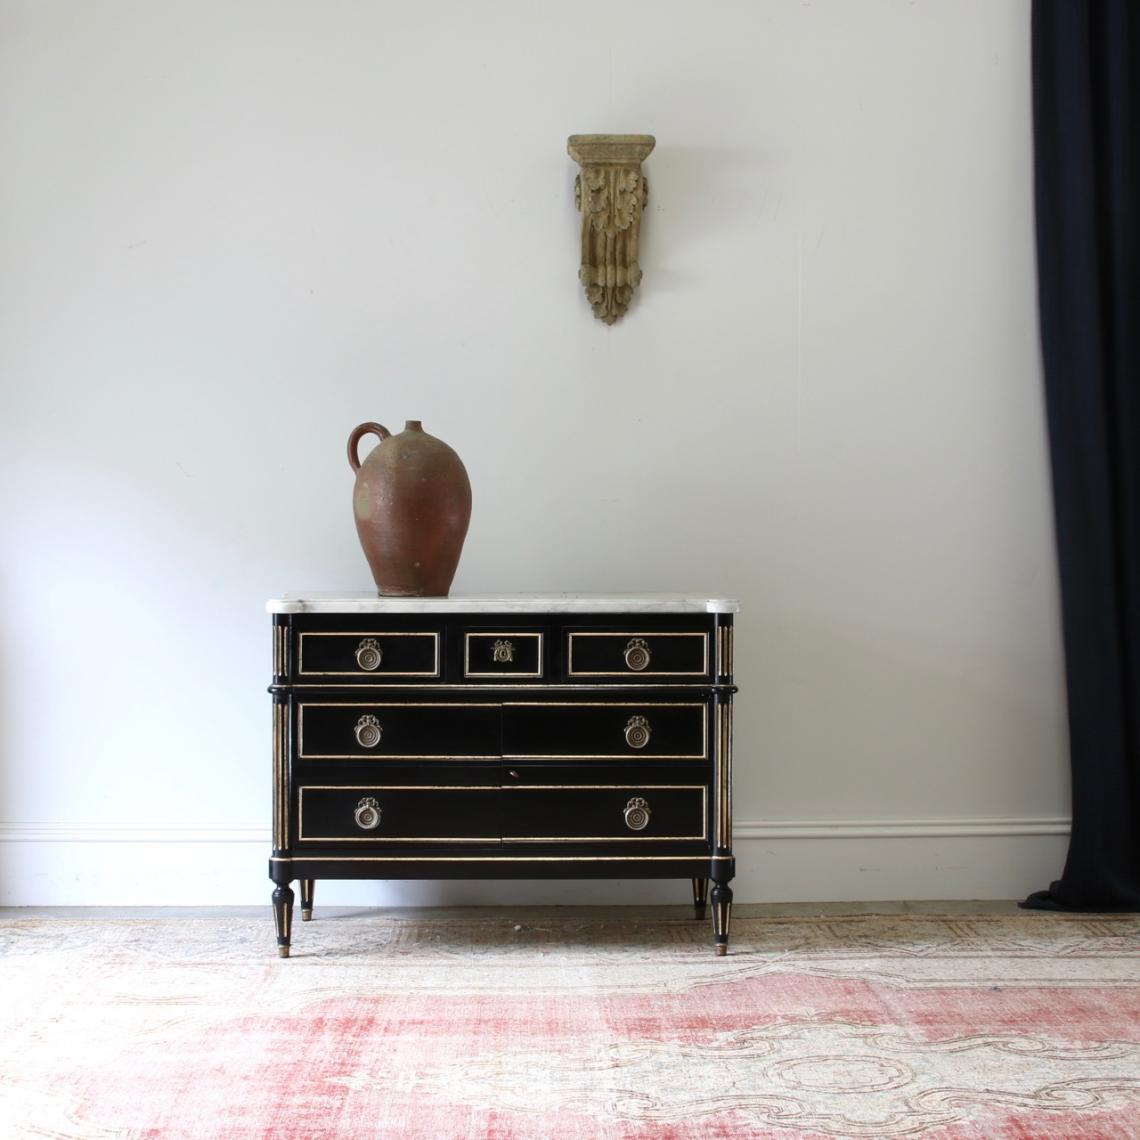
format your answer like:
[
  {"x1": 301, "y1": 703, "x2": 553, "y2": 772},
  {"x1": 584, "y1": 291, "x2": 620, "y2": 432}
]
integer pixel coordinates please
[
  {"x1": 0, "y1": 817, "x2": 1071, "y2": 906},
  {"x1": 1, "y1": 822, "x2": 268, "y2": 844},
  {"x1": 737, "y1": 816, "x2": 1071, "y2": 839}
]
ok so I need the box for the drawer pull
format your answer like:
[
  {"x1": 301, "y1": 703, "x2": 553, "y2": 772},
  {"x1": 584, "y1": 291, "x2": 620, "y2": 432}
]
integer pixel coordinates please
[
  {"x1": 354, "y1": 714, "x2": 383, "y2": 748},
  {"x1": 355, "y1": 638, "x2": 383, "y2": 671},
  {"x1": 492, "y1": 639, "x2": 515, "y2": 663},
  {"x1": 354, "y1": 796, "x2": 382, "y2": 831},
  {"x1": 624, "y1": 715, "x2": 651, "y2": 749},
  {"x1": 624, "y1": 638, "x2": 651, "y2": 671},
  {"x1": 624, "y1": 796, "x2": 651, "y2": 831}
]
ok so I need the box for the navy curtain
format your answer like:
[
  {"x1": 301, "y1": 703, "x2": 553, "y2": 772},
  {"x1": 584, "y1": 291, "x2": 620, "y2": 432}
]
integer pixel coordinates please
[{"x1": 1023, "y1": 0, "x2": 1140, "y2": 911}]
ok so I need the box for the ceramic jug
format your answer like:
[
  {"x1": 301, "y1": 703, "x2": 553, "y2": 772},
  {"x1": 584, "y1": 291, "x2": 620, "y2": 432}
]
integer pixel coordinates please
[{"x1": 347, "y1": 420, "x2": 472, "y2": 597}]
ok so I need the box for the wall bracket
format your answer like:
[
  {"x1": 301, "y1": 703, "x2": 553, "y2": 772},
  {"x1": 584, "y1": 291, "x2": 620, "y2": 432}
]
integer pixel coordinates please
[{"x1": 568, "y1": 134, "x2": 655, "y2": 324}]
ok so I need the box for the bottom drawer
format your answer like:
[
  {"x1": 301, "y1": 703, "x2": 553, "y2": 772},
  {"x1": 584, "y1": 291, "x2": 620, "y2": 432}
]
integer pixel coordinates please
[
  {"x1": 298, "y1": 786, "x2": 499, "y2": 843},
  {"x1": 502, "y1": 786, "x2": 707, "y2": 843}
]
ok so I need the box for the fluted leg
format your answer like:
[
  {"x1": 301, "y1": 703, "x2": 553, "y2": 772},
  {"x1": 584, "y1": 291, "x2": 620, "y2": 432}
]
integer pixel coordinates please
[
  {"x1": 691, "y1": 877, "x2": 709, "y2": 920},
  {"x1": 711, "y1": 881, "x2": 733, "y2": 956},
  {"x1": 300, "y1": 879, "x2": 315, "y2": 921},
  {"x1": 272, "y1": 884, "x2": 295, "y2": 958}
]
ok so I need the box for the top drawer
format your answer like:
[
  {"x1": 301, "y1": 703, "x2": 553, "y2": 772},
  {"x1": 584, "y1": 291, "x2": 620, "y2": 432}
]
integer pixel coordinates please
[
  {"x1": 297, "y1": 629, "x2": 440, "y2": 679},
  {"x1": 564, "y1": 626, "x2": 711, "y2": 681},
  {"x1": 283, "y1": 613, "x2": 719, "y2": 684}
]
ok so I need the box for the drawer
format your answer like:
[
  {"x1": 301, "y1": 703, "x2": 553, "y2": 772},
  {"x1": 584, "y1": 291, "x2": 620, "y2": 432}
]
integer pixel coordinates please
[
  {"x1": 564, "y1": 628, "x2": 710, "y2": 680},
  {"x1": 502, "y1": 702, "x2": 708, "y2": 760},
  {"x1": 502, "y1": 785, "x2": 707, "y2": 842},
  {"x1": 463, "y1": 630, "x2": 544, "y2": 680},
  {"x1": 297, "y1": 629, "x2": 440, "y2": 679},
  {"x1": 299, "y1": 702, "x2": 500, "y2": 760},
  {"x1": 298, "y1": 785, "x2": 500, "y2": 843}
]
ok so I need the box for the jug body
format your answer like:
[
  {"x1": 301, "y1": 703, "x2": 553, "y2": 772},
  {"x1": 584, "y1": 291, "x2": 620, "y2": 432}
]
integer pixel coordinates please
[{"x1": 348, "y1": 420, "x2": 472, "y2": 597}]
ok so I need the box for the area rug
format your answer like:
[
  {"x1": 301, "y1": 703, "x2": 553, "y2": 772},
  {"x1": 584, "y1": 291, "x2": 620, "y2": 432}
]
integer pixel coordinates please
[{"x1": 1, "y1": 910, "x2": 1139, "y2": 1138}]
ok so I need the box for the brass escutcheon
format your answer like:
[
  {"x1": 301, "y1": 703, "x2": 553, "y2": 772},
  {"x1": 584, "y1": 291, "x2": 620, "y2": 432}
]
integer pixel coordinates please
[
  {"x1": 354, "y1": 714, "x2": 382, "y2": 748},
  {"x1": 492, "y1": 639, "x2": 515, "y2": 664},
  {"x1": 355, "y1": 638, "x2": 383, "y2": 671},
  {"x1": 623, "y1": 796, "x2": 651, "y2": 831},
  {"x1": 624, "y1": 715, "x2": 651, "y2": 749},
  {"x1": 624, "y1": 638, "x2": 651, "y2": 671},
  {"x1": 354, "y1": 796, "x2": 382, "y2": 831}
]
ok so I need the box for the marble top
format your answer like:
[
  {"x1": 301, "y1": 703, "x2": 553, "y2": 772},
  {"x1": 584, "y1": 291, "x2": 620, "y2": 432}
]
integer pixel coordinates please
[{"x1": 266, "y1": 592, "x2": 740, "y2": 615}]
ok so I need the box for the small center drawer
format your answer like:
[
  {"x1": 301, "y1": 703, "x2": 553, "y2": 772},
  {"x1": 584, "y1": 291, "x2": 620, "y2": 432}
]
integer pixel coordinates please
[
  {"x1": 298, "y1": 786, "x2": 500, "y2": 842},
  {"x1": 299, "y1": 702, "x2": 500, "y2": 759},
  {"x1": 297, "y1": 629, "x2": 440, "y2": 678},
  {"x1": 503, "y1": 702, "x2": 708, "y2": 759},
  {"x1": 463, "y1": 630, "x2": 544, "y2": 679},
  {"x1": 502, "y1": 786, "x2": 707, "y2": 842}
]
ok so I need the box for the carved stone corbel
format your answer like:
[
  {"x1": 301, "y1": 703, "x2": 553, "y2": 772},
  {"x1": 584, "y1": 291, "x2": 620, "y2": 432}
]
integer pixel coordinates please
[{"x1": 568, "y1": 134, "x2": 655, "y2": 324}]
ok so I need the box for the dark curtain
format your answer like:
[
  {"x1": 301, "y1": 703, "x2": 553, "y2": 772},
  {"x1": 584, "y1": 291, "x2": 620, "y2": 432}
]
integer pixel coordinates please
[{"x1": 1023, "y1": 0, "x2": 1140, "y2": 911}]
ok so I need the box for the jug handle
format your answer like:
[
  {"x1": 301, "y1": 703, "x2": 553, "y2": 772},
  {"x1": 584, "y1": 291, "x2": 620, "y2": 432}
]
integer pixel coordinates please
[{"x1": 347, "y1": 422, "x2": 391, "y2": 472}]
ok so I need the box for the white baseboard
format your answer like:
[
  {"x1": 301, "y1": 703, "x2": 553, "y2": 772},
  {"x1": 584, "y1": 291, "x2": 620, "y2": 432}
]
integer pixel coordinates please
[{"x1": 0, "y1": 817, "x2": 1071, "y2": 906}]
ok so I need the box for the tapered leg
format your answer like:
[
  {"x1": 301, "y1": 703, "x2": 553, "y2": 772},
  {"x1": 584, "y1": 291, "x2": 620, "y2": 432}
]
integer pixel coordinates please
[
  {"x1": 272, "y1": 884, "x2": 295, "y2": 958},
  {"x1": 711, "y1": 881, "x2": 733, "y2": 956},
  {"x1": 691, "y1": 877, "x2": 709, "y2": 920},
  {"x1": 300, "y1": 879, "x2": 315, "y2": 921}
]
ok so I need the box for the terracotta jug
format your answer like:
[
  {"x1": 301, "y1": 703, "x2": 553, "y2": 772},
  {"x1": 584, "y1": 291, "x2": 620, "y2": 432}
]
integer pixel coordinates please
[{"x1": 348, "y1": 420, "x2": 472, "y2": 597}]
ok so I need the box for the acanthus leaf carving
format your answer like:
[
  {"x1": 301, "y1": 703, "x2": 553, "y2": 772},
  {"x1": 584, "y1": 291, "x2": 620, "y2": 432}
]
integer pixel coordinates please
[{"x1": 568, "y1": 135, "x2": 655, "y2": 325}]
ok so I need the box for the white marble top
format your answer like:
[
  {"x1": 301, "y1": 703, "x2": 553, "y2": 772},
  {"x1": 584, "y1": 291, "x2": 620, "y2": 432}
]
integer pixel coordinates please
[{"x1": 266, "y1": 592, "x2": 740, "y2": 615}]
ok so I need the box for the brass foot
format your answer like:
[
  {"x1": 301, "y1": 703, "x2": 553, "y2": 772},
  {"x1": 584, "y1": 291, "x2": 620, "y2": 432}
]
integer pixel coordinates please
[
  {"x1": 301, "y1": 910, "x2": 312, "y2": 922},
  {"x1": 715, "y1": 944, "x2": 727, "y2": 957},
  {"x1": 278, "y1": 946, "x2": 290, "y2": 958}
]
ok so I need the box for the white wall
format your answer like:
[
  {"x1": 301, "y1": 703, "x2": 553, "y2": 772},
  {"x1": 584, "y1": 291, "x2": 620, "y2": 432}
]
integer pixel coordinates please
[{"x1": 0, "y1": 0, "x2": 1069, "y2": 905}]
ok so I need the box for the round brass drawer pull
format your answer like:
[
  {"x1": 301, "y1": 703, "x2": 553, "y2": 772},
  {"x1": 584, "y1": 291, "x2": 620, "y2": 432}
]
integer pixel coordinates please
[
  {"x1": 354, "y1": 714, "x2": 383, "y2": 748},
  {"x1": 624, "y1": 715, "x2": 651, "y2": 749},
  {"x1": 354, "y1": 796, "x2": 382, "y2": 831},
  {"x1": 624, "y1": 796, "x2": 651, "y2": 831},
  {"x1": 355, "y1": 638, "x2": 383, "y2": 671},
  {"x1": 624, "y1": 638, "x2": 651, "y2": 672}
]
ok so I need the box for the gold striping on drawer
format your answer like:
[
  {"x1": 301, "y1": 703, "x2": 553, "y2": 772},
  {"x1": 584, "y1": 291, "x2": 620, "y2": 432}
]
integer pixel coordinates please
[
  {"x1": 502, "y1": 701, "x2": 708, "y2": 761},
  {"x1": 298, "y1": 785, "x2": 498, "y2": 843},
  {"x1": 298, "y1": 701, "x2": 500, "y2": 760},
  {"x1": 566, "y1": 631, "x2": 709, "y2": 677},
  {"x1": 502, "y1": 785, "x2": 708, "y2": 842},
  {"x1": 464, "y1": 631, "x2": 544, "y2": 678},
  {"x1": 298, "y1": 631, "x2": 440, "y2": 677}
]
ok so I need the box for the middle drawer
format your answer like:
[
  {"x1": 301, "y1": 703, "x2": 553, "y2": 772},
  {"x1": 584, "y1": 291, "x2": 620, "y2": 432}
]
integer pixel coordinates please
[{"x1": 298, "y1": 702, "x2": 500, "y2": 760}]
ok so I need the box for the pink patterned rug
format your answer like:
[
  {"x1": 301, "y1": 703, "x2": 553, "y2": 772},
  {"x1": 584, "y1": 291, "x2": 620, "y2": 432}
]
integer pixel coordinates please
[{"x1": 2, "y1": 910, "x2": 1139, "y2": 1138}]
